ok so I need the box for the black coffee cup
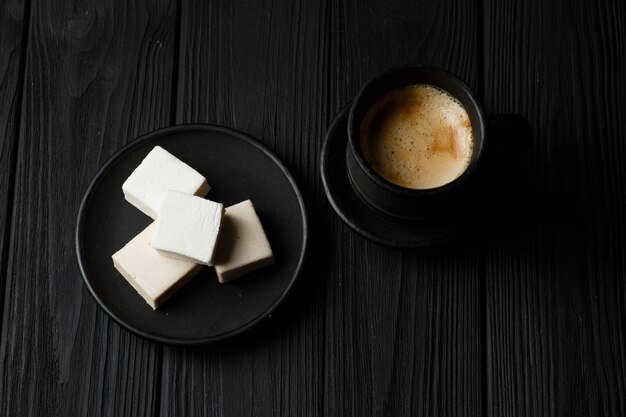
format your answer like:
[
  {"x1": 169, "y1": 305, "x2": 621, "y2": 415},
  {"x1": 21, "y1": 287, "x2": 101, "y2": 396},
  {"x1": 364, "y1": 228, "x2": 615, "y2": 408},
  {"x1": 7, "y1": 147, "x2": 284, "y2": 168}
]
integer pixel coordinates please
[{"x1": 346, "y1": 65, "x2": 531, "y2": 220}]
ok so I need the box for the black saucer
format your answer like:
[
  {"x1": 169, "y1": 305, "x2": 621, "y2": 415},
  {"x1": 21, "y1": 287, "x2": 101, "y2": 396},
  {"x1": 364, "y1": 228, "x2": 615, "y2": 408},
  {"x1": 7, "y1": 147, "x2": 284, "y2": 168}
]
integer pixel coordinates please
[{"x1": 320, "y1": 107, "x2": 471, "y2": 248}]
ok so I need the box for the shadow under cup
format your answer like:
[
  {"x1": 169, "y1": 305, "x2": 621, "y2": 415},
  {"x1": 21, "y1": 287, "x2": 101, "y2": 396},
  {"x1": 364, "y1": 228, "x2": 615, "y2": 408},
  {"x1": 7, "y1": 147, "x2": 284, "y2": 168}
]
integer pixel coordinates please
[{"x1": 346, "y1": 66, "x2": 488, "y2": 220}]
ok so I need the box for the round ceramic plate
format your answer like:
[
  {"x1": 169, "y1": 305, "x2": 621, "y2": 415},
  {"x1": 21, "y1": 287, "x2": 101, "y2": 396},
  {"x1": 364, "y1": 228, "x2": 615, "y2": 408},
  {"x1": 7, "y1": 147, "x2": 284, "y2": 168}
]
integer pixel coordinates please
[
  {"x1": 320, "y1": 107, "x2": 470, "y2": 248},
  {"x1": 76, "y1": 125, "x2": 308, "y2": 345}
]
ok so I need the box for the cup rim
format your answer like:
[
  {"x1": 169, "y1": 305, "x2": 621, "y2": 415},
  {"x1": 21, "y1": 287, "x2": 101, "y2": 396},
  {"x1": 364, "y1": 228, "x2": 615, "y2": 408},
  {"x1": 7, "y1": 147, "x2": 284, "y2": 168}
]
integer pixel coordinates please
[{"x1": 347, "y1": 65, "x2": 486, "y2": 197}]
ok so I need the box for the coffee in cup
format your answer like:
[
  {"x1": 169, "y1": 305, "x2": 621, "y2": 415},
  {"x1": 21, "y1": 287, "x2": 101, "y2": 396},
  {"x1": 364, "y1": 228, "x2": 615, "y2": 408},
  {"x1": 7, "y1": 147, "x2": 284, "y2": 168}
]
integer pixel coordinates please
[
  {"x1": 345, "y1": 65, "x2": 531, "y2": 220},
  {"x1": 359, "y1": 84, "x2": 474, "y2": 190}
]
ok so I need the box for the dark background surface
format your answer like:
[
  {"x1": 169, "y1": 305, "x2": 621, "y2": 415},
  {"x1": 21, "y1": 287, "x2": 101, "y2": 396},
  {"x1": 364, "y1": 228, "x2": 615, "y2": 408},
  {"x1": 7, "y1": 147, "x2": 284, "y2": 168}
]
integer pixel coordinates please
[{"x1": 1, "y1": 0, "x2": 625, "y2": 415}]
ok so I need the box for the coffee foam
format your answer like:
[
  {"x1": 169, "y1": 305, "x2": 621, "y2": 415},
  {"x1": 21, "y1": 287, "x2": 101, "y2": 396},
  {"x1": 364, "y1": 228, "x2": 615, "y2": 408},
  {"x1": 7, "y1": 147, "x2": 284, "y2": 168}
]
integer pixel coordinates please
[{"x1": 360, "y1": 84, "x2": 473, "y2": 190}]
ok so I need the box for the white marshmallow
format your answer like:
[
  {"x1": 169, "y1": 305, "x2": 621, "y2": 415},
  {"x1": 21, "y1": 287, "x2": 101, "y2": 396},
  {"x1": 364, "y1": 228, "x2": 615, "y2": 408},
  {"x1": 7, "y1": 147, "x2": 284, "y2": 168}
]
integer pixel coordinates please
[
  {"x1": 111, "y1": 223, "x2": 203, "y2": 309},
  {"x1": 151, "y1": 191, "x2": 224, "y2": 266},
  {"x1": 122, "y1": 146, "x2": 210, "y2": 219},
  {"x1": 214, "y1": 200, "x2": 274, "y2": 283}
]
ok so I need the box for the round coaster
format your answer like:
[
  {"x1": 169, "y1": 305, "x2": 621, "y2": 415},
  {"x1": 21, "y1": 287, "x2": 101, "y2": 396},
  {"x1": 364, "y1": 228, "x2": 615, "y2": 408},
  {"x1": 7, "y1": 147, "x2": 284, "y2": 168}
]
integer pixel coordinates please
[{"x1": 320, "y1": 107, "x2": 471, "y2": 248}]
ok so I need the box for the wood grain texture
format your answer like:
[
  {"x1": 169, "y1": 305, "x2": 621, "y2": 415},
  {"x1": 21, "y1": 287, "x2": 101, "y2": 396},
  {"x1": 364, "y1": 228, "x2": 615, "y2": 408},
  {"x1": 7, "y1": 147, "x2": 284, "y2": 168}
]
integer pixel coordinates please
[
  {"x1": 0, "y1": 0, "x2": 178, "y2": 415},
  {"x1": 483, "y1": 0, "x2": 626, "y2": 415},
  {"x1": 323, "y1": 1, "x2": 482, "y2": 416},
  {"x1": 0, "y1": 0, "x2": 624, "y2": 416},
  {"x1": 0, "y1": 0, "x2": 28, "y2": 321},
  {"x1": 160, "y1": 1, "x2": 329, "y2": 416}
]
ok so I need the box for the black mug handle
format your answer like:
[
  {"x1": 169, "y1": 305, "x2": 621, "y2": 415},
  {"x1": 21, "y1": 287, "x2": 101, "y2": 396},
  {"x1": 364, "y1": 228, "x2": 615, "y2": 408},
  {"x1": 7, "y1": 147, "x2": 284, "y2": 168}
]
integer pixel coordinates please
[{"x1": 486, "y1": 114, "x2": 532, "y2": 160}]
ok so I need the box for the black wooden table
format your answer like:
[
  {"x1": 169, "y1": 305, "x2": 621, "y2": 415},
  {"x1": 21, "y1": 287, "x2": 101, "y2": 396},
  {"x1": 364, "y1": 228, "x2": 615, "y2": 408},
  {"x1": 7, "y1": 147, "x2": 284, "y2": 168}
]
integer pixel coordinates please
[{"x1": 1, "y1": 0, "x2": 625, "y2": 415}]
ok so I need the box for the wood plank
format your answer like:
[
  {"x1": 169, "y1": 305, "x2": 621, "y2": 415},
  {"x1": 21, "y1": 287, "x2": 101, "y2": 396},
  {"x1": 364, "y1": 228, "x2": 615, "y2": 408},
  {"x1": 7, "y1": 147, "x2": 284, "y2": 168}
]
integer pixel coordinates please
[
  {"x1": 161, "y1": 1, "x2": 328, "y2": 416},
  {"x1": 0, "y1": 0, "x2": 179, "y2": 415},
  {"x1": 0, "y1": 0, "x2": 28, "y2": 319},
  {"x1": 160, "y1": 1, "x2": 329, "y2": 416},
  {"x1": 483, "y1": 0, "x2": 626, "y2": 415},
  {"x1": 323, "y1": 1, "x2": 482, "y2": 416}
]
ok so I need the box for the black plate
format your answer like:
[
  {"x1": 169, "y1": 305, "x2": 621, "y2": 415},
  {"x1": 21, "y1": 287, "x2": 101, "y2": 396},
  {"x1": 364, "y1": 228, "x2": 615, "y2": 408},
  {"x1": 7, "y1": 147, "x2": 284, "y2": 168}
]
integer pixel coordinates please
[
  {"x1": 76, "y1": 125, "x2": 308, "y2": 345},
  {"x1": 321, "y1": 107, "x2": 470, "y2": 248}
]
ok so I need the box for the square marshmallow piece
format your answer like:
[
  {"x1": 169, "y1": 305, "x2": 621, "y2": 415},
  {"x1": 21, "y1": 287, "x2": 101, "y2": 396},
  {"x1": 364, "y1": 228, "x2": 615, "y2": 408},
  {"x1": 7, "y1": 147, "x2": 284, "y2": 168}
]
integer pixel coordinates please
[
  {"x1": 122, "y1": 146, "x2": 210, "y2": 219},
  {"x1": 112, "y1": 223, "x2": 202, "y2": 309},
  {"x1": 214, "y1": 200, "x2": 274, "y2": 283},
  {"x1": 151, "y1": 191, "x2": 224, "y2": 265}
]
